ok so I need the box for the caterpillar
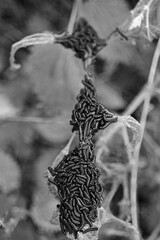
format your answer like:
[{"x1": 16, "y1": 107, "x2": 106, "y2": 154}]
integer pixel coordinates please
[
  {"x1": 55, "y1": 18, "x2": 107, "y2": 61},
  {"x1": 70, "y1": 75, "x2": 118, "y2": 139},
  {"x1": 47, "y1": 148, "x2": 102, "y2": 239},
  {"x1": 47, "y1": 75, "x2": 117, "y2": 238}
]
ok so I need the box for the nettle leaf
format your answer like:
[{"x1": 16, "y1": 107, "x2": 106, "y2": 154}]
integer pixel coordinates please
[
  {"x1": 119, "y1": 0, "x2": 160, "y2": 42},
  {"x1": 0, "y1": 151, "x2": 20, "y2": 193}
]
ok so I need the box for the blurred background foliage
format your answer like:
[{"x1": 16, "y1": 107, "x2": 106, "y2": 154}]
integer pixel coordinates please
[{"x1": 0, "y1": 0, "x2": 160, "y2": 240}]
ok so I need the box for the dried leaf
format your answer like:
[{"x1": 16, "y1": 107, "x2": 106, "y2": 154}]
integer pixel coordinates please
[
  {"x1": 10, "y1": 32, "x2": 56, "y2": 69},
  {"x1": 119, "y1": 0, "x2": 160, "y2": 42},
  {"x1": 120, "y1": 115, "x2": 142, "y2": 148}
]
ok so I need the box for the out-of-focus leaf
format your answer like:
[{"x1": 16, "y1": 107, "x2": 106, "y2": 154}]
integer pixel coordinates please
[
  {"x1": 0, "y1": 77, "x2": 39, "y2": 114},
  {"x1": 0, "y1": 195, "x2": 10, "y2": 215},
  {"x1": 0, "y1": 122, "x2": 35, "y2": 160},
  {"x1": 98, "y1": 129, "x2": 129, "y2": 165},
  {"x1": 32, "y1": 150, "x2": 60, "y2": 232},
  {"x1": 0, "y1": 151, "x2": 20, "y2": 193},
  {"x1": 24, "y1": 44, "x2": 83, "y2": 116},
  {"x1": 82, "y1": 0, "x2": 140, "y2": 66},
  {"x1": 82, "y1": 0, "x2": 129, "y2": 38},
  {"x1": 11, "y1": 219, "x2": 37, "y2": 240},
  {"x1": 100, "y1": 39, "x2": 138, "y2": 66},
  {"x1": 32, "y1": 196, "x2": 59, "y2": 232},
  {"x1": 26, "y1": 13, "x2": 51, "y2": 34},
  {"x1": 0, "y1": 94, "x2": 18, "y2": 119},
  {"x1": 36, "y1": 112, "x2": 72, "y2": 143},
  {"x1": 22, "y1": 44, "x2": 83, "y2": 143},
  {"x1": 96, "y1": 80, "x2": 126, "y2": 110}
]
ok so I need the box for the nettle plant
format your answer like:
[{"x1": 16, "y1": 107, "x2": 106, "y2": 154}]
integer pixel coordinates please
[{"x1": 2, "y1": 0, "x2": 160, "y2": 239}]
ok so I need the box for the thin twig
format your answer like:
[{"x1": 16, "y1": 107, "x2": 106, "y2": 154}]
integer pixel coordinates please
[
  {"x1": 122, "y1": 125, "x2": 133, "y2": 164},
  {"x1": 119, "y1": 175, "x2": 131, "y2": 221},
  {"x1": 144, "y1": 131, "x2": 160, "y2": 158},
  {"x1": 0, "y1": 116, "x2": 68, "y2": 124},
  {"x1": 130, "y1": 38, "x2": 160, "y2": 237},
  {"x1": 103, "y1": 180, "x2": 120, "y2": 211},
  {"x1": 67, "y1": 0, "x2": 79, "y2": 35},
  {"x1": 123, "y1": 86, "x2": 146, "y2": 116},
  {"x1": 147, "y1": 221, "x2": 160, "y2": 240}
]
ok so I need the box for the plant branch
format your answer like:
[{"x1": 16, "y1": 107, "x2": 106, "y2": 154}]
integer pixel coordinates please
[
  {"x1": 0, "y1": 116, "x2": 68, "y2": 124},
  {"x1": 147, "y1": 221, "x2": 160, "y2": 240},
  {"x1": 123, "y1": 86, "x2": 146, "y2": 116},
  {"x1": 130, "y1": 37, "x2": 160, "y2": 236},
  {"x1": 67, "y1": 0, "x2": 79, "y2": 35}
]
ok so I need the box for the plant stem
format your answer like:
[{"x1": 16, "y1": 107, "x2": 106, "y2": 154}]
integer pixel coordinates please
[
  {"x1": 0, "y1": 116, "x2": 69, "y2": 124},
  {"x1": 147, "y1": 221, "x2": 160, "y2": 240},
  {"x1": 67, "y1": 0, "x2": 79, "y2": 35},
  {"x1": 130, "y1": 38, "x2": 160, "y2": 237},
  {"x1": 123, "y1": 86, "x2": 146, "y2": 116}
]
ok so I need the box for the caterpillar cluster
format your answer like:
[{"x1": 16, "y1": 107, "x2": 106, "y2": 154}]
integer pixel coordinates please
[
  {"x1": 47, "y1": 75, "x2": 118, "y2": 239},
  {"x1": 48, "y1": 147, "x2": 102, "y2": 238},
  {"x1": 70, "y1": 75, "x2": 118, "y2": 141},
  {"x1": 55, "y1": 18, "x2": 106, "y2": 61}
]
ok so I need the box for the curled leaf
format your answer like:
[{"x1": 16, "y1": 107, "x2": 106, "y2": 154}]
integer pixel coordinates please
[
  {"x1": 119, "y1": 0, "x2": 160, "y2": 42},
  {"x1": 119, "y1": 115, "x2": 142, "y2": 148},
  {"x1": 10, "y1": 32, "x2": 56, "y2": 70}
]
